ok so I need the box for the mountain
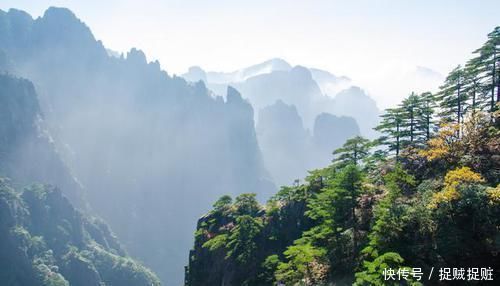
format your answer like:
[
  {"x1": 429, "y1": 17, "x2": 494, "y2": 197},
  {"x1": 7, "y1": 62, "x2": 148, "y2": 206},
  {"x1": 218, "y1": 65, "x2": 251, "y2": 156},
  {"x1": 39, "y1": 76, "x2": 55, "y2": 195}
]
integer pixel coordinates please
[
  {"x1": 309, "y1": 68, "x2": 351, "y2": 97},
  {"x1": 183, "y1": 59, "x2": 374, "y2": 188},
  {"x1": 181, "y1": 59, "x2": 379, "y2": 135},
  {"x1": 236, "y1": 65, "x2": 324, "y2": 127},
  {"x1": 329, "y1": 86, "x2": 380, "y2": 138},
  {"x1": 257, "y1": 101, "x2": 360, "y2": 187},
  {"x1": 0, "y1": 74, "x2": 84, "y2": 207},
  {"x1": 185, "y1": 26, "x2": 500, "y2": 284},
  {"x1": 312, "y1": 113, "x2": 360, "y2": 167},
  {"x1": 183, "y1": 58, "x2": 293, "y2": 84},
  {"x1": 185, "y1": 98, "x2": 500, "y2": 286},
  {"x1": 257, "y1": 100, "x2": 312, "y2": 186},
  {"x1": 0, "y1": 178, "x2": 159, "y2": 286},
  {"x1": 0, "y1": 7, "x2": 275, "y2": 285}
]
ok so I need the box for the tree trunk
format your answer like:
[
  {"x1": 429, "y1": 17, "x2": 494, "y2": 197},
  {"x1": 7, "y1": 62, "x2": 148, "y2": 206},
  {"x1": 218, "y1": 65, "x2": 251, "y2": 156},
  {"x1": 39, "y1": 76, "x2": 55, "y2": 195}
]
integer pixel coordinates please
[
  {"x1": 497, "y1": 63, "x2": 500, "y2": 102},
  {"x1": 396, "y1": 123, "x2": 400, "y2": 160},
  {"x1": 472, "y1": 86, "x2": 476, "y2": 116},
  {"x1": 492, "y1": 54, "x2": 497, "y2": 112},
  {"x1": 457, "y1": 85, "x2": 461, "y2": 126},
  {"x1": 353, "y1": 145, "x2": 358, "y2": 165},
  {"x1": 410, "y1": 109, "x2": 414, "y2": 142},
  {"x1": 494, "y1": 52, "x2": 498, "y2": 103},
  {"x1": 351, "y1": 190, "x2": 357, "y2": 265},
  {"x1": 457, "y1": 84, "x2": 462, "y2": 137},
  {"x1": 426, "y1": 114, "x2": 430, "y2": 141}
]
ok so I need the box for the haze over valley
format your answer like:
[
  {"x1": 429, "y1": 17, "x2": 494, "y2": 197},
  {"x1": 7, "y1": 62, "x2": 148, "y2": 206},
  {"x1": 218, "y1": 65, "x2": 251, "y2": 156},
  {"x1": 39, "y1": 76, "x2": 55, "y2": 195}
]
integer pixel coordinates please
[
  {"x1": 0, "y1": 7, "x2": 375, "y2": 284},
  {"x1": 0, "y1": 2, "x2": 498, "y2": 286}
]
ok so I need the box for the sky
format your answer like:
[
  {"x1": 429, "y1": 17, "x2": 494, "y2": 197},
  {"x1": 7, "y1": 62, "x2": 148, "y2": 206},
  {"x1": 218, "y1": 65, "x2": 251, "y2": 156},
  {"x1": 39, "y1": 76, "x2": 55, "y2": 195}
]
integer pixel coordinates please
[{"x1": 1, "y1": 0, "x2": 499, "y2": 108}]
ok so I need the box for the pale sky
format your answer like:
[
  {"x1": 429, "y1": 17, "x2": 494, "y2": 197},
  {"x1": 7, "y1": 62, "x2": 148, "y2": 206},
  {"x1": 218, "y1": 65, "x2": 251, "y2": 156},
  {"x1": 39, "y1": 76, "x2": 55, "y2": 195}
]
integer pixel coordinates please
[{"x1": 1, "y1": 0, "x2": 499, "y2": 108}]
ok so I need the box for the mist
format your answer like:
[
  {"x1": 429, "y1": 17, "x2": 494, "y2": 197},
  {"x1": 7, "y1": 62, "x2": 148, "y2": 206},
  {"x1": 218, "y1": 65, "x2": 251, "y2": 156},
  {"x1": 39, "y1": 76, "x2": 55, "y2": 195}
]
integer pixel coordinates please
[
  {"x1": 0, "y1": 7, "x2": 276, "y2": 285},
  {"x1": 182, "y1": 59, "x2": 379, "y2": 186},
  {"x1": 1, "y1": 2, "x2": 498, "y2": 286}
]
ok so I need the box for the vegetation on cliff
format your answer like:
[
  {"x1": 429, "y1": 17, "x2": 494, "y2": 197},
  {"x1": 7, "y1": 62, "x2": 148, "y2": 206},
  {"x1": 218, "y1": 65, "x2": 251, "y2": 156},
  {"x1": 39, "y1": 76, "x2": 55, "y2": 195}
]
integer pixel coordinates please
[
  {"x1": 0, "y1": 178, "x2": 160, "y2": 286},
  {"x1": 186, "y1": 27, "x2": 500, "y2": 286}
]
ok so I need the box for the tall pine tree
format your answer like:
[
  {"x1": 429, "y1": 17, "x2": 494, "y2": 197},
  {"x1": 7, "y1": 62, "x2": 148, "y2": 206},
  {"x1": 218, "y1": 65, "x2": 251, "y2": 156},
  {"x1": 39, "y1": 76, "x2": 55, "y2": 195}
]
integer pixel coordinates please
[
  {"x1": 416, "y1": 92, "x2": 437, "y2": 142},
  {"x1": 438, "y1": 65, "x2": 468, "y2": 132},
  {"x1": 471, "y1": 26, "x2": 499, "y2": 114},
  {"x1": 375, "y1": 107, "x2": 406, "y2": 159},
  {"x1": 332, "y1": 136, "x2": 371, "y2": 167},
  {"x1": 400, "y1": 92, "x2": 420, "y2": 143}
]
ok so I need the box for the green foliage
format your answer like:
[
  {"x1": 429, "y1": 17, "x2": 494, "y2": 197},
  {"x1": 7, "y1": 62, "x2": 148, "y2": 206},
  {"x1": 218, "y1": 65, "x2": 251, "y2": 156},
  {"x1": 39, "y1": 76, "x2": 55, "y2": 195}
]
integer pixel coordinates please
[
  {"x1": 202, "y1": 234, "x2": 228, "y2": 251},
  {"x1": 234, "y1": 193, "x2": 261, "y2": 216},
  {"x1": 187, "y1": 26, "x2": 500, "y2": 286},
  {"x1": 377, "y1": 92, "x2": 437, "y2": 158},
  {"x1": 213, "y1": 195, "x2": 233, "y2": 212},
  {"x1": 471, "y1": 26, "x2": 499, "y2": 113},
  {"x1": 0, "y1": 180, "x2": 160, "y2": 286},
  {"x1": 226, "y1": 215, "x2": 263, "y2": 264},
  {"x1": 375, "y1": 107, "x2": 405, "y2": 157},
  {"x1": 332, "y1": 136, "x2": 371, "y2": 167},
  {"x1": 33, "y1": 262, "x2": 69, "y2": 286},
  {"x1": 354, "y1": 252, "x2": 421, "y2": 286},
  {"x1": 438, "y1": 65, "x2": 468, "y2": 125},
  {"x1": 260, "y1": 255, "x2": 281, "y2": 284},
  {"x1": 82, "y1": 243, "x2": 161, "y2": 286},
  {"x1": 276, "y1": 244, "x2": 327, "y2": 285}
]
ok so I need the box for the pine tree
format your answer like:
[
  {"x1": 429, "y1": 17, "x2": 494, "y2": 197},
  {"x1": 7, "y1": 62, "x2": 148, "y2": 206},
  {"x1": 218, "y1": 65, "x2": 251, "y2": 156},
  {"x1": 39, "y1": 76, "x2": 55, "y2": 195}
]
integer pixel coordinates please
[
  {"x1": 416, "y1": 92, "x2": 437, "y2": 142},
  {"x1": 472, "y1": 26, "x2": 499, "y2": 114},
  {"x1": 332, "y1": 136, "x2": 371, "y2": 167},
  {"x1": 464, "y1": 57, "x2": 486, "y2": 116},
  {"x1": 305, "y1": 164, "x2": 364, "y2": 278},
  {"x1": 400, "y1": 92, "x2": 420, "y2": 143},
  {"x1": 375, "y1": 108, "x2": 405, "y2": 159},
  {"x1": 438, "y1": 65, "x2": 468, "y2": 131}
]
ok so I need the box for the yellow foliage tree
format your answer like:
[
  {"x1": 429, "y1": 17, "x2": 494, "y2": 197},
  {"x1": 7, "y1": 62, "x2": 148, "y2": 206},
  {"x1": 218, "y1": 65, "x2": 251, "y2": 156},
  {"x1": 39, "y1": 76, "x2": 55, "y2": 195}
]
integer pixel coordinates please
[
  {"x1": 429, "y1": 167, "x2": 485, "y2": 208},
  {"x1": 419, "y1": 123, "x2": 460, "y2": 161},
  {"x1": 486, "y1": 185, "x2": 500, "y2": 205}
]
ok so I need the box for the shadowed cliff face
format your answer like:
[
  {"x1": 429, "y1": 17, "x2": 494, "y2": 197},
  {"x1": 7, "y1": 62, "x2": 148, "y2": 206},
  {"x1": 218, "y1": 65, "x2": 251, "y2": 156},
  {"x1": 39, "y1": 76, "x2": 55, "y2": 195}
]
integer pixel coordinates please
[
  {"x1": 257, "y1": 100, "x2": 360, "y2": 187},
  {"x1": 0, "y1": 7, "x2": 275, "y2": 284},
  {"x1": 0, "y1": 74, "x2": 84, "y2": 206},
  {"x1": 257, "y1": 100, "x2": 313, "y2": 186},
  {"x1": 330, "y1": 86, "x2": 380, "y2": 138},
  {"x1": 236, "y1": 66, "x2": 324, "y2": 128},
  {"x1": 182, "y1": 59, "x2": 380, "y2": 136},
  {"x1": 312, "y1": 112, "x2": 360, "y2": 167},
  {"x1": 183, "y1": 60, "x2": 379, "y2": 188}
]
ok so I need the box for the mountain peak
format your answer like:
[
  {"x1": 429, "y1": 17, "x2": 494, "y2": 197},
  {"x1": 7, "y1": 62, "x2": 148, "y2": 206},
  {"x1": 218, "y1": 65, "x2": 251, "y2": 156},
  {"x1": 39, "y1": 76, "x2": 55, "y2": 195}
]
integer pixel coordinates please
[
  {"x1": 42, "y1": 6, "x2": 78, "y2": 22},
  {"x1": 6, "y1": 8, "x2": 33, "y2": 21},
  {"x1": 35, "y1": 6, "x2": 98, "y2": 49},
  {"x1": 262, "y1": 58, "x2": 292, "y2": 70},
  {"x1": 237, "y1": 58, "x2": 292, "y2": 81},
  {"x1": 226, "y1": 85, "x2": 243, "y2": 103},
  {"x1": 183, "y1": 66, "x2": 207, "y2": 82},
  {"x1": 290, "y1": 65, "x2": 312, "y2": 79},
  {"x1": 126, "y1": 48, "x2": 147, "y2": 65}
]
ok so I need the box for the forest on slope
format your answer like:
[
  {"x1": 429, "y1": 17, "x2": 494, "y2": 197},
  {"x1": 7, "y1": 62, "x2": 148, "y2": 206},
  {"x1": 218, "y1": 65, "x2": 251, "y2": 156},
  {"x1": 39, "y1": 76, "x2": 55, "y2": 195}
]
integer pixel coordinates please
[
  {"x1": 0, "y1": 179, "x2": 160, "y2": 286},
  {"x1": 0, "y1": 74, "x2": 159, "y2": 285},
  {"x1": 0, "y1": 7, "x2": 379, "y2": 283},
  {"x1": 0, "y1": 7, "x2": 275, "y2": 284},
  {"x1": 186, "y1": 27, "x2": 500, "y2": 286}
]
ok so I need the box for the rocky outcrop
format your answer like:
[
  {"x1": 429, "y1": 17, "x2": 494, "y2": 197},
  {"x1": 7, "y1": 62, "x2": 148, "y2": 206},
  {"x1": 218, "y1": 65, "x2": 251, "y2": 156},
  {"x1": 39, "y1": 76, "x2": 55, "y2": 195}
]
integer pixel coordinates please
[
  {"x1": 0, "y1": 7, "x2": 275, "y2": 284},
  {"x1": 0, "y1": 178, "x2": 160, "y2": 286},
  {"x1": 0, "y1": 74, "x2": 84, "y2": 207}
]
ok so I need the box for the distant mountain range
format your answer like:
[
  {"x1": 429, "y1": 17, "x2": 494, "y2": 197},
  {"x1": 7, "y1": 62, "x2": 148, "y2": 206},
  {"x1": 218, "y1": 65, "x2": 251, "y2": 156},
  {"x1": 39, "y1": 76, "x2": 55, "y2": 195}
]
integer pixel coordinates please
[
  {"x1": 0, "y1": 7, "x2": 274, "y2": 285},
  {"x1": 183, "y1": 58, "x2": 380, "y2": 186},
  {"x1": 182, "y1": 58, "x2": 379, "y2": 135},
  {"x1": 1, "y1": 6, "x2": 385, "y2": 285}
]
